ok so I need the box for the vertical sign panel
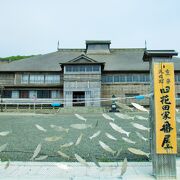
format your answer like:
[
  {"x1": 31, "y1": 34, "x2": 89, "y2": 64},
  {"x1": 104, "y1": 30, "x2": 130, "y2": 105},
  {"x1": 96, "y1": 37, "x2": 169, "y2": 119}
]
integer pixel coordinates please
[{"x1": 154, "y1": 62, "x2": 177, "y2": 154}]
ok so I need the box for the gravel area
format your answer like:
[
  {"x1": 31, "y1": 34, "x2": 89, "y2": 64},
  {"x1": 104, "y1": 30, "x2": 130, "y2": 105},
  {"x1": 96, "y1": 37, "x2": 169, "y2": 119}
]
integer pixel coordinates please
[{"x1": 0, "y1": 112, "x2": 179, "y2": 162}]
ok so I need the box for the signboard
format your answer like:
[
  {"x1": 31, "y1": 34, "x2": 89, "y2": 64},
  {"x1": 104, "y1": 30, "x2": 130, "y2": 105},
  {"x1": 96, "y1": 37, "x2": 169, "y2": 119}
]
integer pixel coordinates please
[{"x1": 154, "y1": 62, "x2": 177, "y2": 154}]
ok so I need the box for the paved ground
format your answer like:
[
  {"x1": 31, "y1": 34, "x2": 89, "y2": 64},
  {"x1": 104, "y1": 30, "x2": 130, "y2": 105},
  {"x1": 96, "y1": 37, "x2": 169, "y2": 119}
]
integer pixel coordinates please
[{"x1": 0, "y1": 159, "x2": 180, "y2": 180}]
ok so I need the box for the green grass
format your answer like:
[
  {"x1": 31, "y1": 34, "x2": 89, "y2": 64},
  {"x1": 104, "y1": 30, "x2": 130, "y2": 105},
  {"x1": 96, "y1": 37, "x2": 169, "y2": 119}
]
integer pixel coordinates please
[{"x1": 0, "y1": 112, "x2": 179, "y2": 162}]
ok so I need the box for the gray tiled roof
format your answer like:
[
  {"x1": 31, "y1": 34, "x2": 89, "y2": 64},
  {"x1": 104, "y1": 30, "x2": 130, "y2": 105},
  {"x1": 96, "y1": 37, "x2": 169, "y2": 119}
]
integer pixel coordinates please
[{"x1": 0, "y1": 48, "x2": 179, "y2": 72}]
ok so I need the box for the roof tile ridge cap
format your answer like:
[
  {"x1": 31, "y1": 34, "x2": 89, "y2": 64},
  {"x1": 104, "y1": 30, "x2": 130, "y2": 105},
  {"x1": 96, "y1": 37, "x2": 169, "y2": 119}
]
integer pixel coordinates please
[
  {"x1": 110, "y1": 48, "x2": 145, "y2": 51},
  {"x1": 58, "y1": 49, "x2": 85, "y2": 52}
]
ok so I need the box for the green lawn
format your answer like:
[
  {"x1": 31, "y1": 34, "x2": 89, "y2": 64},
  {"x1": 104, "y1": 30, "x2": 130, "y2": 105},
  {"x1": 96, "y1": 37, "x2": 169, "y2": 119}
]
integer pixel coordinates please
[{"x1": 0, "y1": 112, "x2": 179, "y2": 162}]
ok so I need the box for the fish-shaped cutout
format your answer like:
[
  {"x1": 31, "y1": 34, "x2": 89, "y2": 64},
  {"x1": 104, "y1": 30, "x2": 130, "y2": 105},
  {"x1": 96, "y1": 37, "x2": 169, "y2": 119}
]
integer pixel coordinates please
[
  {"x1": 105, "y1": 132, "x2": 117, "y2": 141},
  {"x1": 74, "y1": 154, "x2": 89, "y2": 167},
  {"x1": 116, "y1": 102, "x2": 133, "y2": 111},
  {"x1": 70, "y1": 124, "x2": 92, "y2": 129},
  {"x1": 57, "y1": 150, "x2": 70, "y2": 159},
  {"x1": 135, "y1": 132, "x2": 148, "y2": 142},
  {"x1": 30, "y1": 143, "x2": 42, "y2": 160},
  {"x1": 0, "y1": 143, "x2": 8, "y2": 152},
  {"x1": 35, "y1": 155, "x2": 48, "y2": 161},
  {"x1": 50, "y1": 124, "x2": 69, "y2": 133},
  {"x1": 109, "y1": 122, "x2": 130, "y2": 137},
  {"x1": 99, "y1": 141, "x2": 116, "y2": 155},
  {"x1": 44, "y1": 136, "x2": 62, "y2": 142},
  {"x1": 0, "y1": 131, "x2": 10, "y2": 136},
  {"x1": 91, "y1": 154, "x2": 100, "y2": 167},
  {"x1": 122, "y1": 137, "x2": 136, "y2": 144},
  {"x1": 116, "y1": 148, "x2": 122, "y2": 157},
  {"x1": 131, "y1": 122, "x2": 150, "y2": 131},
  {"x1": 89, "y1": 131, "x2": 101, "y2": 140},
  {"x1": 131, "y1": 103, "x2": 149, "y2": 113},
  {"x1": 135, "y1": 115, "x2": 148, "y2": 121},
  {"x1": 4, "y1": 160, "x2": 10, "y2": 169},
  {"x1": 120, "y1": 157, "x2": 127, "y2": 178},
  {"x1": 75, "y1": 114, "x2": 87, "y2": 122},
  {"x1": 128, "y1": 147, "x2": 150, "y2": 158},
  {"x1": 102, "y1": 113, "x2": 114, "y2": 121},
  {"x1": 60, "y1": 142, "x2": 74, "y2": 148},
  {"x1": 75, "y1": 133, "x2": 83, "y2": 146},
  {"x1": 35, "y1": 124, "x2": 47, "y2": 132},
  {"x1": 115, "y1": 113, "x2": 134, "y2": 120}
]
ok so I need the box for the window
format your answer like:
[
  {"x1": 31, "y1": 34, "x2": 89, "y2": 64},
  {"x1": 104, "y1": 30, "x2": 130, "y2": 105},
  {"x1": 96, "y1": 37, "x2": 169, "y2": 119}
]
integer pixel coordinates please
[
  {"x1": 114, "y1": 76, "x2": 119, "y2": 82},
  {"x1": 93, "y1": 65, "x2": 100, "y2": 71},
  {"x1": 119, "y1": 75, "x2": 126, "y2": 82},
  {"x1": 86, "y1": 66, "x2": 93, "y2": 72},
  {"x1": 132, "y1": 75, "x2": 139, "y2": 82},
  {"x1": 30, "y1": 75, "x2": 44, "y2": 84},
  {"x1": 65, "y1": 65, "x2": 100, "y2": 73},
  {"x1": 37, "y1": 90, "x2": 51, "y2": 98},
  {"x1": 140, "y1": 74, "x2": 150, "y2": 82},
  {"x1": 19, "y1": 90, "x2": 29, "y2": 98},
  {"x1": 102, "y1": 74, "x2": 150, "y2": 84},
  {"x1": 80, "y1": 66, "x2": 86, "y2": 72},
  {"x1": 12, "y1": 91, "x2": 19, "y2": 99},
  {"x1": 29, "y1": 91, "x2": 37, "y2": 99},
  {"x1": 175, "y1": 74, "x2": 180, "y2": 82},
  {"x1": 45, "y1": 75, "x2": 60, "y2": 84},
  {"x1": 3, "y1": 90, "x2": 12, "y2": 98},
  {"x1": 51, "y1": 90, "x2": 60, "y2": 98},
  {"x1": 21, "y1": 74, "x2": 29, "y2": 84},
  {"x1": 126, "y1": 75, "x2": 133, "y2": 82}
]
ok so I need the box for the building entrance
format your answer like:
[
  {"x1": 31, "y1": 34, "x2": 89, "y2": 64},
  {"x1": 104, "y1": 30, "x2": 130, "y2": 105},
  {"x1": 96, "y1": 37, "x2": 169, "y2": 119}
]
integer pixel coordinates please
[{"x1": 73, "y1": 91, "x2": 85, "y2": 106}]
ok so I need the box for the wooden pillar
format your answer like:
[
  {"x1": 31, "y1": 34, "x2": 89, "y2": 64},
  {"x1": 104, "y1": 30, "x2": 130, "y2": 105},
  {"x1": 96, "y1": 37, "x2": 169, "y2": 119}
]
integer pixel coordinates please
[{"x1": 143, "y1": 50, "x2": 178, "y2": 179}]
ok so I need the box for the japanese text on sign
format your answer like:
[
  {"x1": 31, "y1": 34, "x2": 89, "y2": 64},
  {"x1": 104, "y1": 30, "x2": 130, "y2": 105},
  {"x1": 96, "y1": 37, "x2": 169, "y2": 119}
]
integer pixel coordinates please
[{"x1": 154, "y1": 63, "x2": 177, "y2": 154}]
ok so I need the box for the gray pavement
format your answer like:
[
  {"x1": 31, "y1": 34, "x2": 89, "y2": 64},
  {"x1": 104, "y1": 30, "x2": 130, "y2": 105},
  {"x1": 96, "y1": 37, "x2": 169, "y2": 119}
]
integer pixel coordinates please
[{"x1": 0, "y1": 160, "x2": 180, "y2": 180}]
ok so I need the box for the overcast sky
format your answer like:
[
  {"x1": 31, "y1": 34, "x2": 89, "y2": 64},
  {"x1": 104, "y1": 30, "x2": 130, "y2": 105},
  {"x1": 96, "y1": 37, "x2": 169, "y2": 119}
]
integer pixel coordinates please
[{"x1": 0, "y1": 0, "x2": 180, "y2": 57}]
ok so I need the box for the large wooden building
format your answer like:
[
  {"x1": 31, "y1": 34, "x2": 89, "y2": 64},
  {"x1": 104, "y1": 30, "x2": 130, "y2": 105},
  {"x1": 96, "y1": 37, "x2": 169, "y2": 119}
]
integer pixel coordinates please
[{"x1": 0, "y1": 40, "x2": 180, "y2": 106}]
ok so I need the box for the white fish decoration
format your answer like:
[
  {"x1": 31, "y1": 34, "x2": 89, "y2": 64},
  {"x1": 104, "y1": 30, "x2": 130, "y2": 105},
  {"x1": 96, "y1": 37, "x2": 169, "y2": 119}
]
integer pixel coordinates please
[
  {"x1": 0, "y1": 143, "x2": 8, "y2": 152},
  {"x1": 99, "y1": 141, "x2": 116, "y2": 155},
  {"x1": 74, "y1": 154, "x2": 89, "y2": 167},
  {"x1": 0, "y1": 131, "x2": 10, "y2": 136},
  {"x1": 89, "y1": 130, "x2": 101, "y2": 140},
  {"x1": 91, "y1": 154, "x2": 100, "y2": 167},
  {"x1": 75, "y1": 114, "x2": 87, "y2": 122},
  {"x1": 128, "y1": 147, "x2": 150, "y2": 158},
  {"x1": 131, "y1": 122, "x2": 150, "y2": 131},
  {"x1": 75, "y1": 133, "x2": 83, "y2": 146},
  {"x1": 135, "y1": 115, "x2": 148, "y2": 121},
  {"x1": 30, "y1": 143, "x2": 42, "y2": 160},
  {"x1": 4, "y1": 160, "x2": 10, "y2": 169},
  {"x1": 57, "y1": 150, "x2": 70, "y2": 159},
  {"x1": 176, "y1": 108, "x2": 179, "y2": 112},
  {"x1": 116, "y1": 148, "x2": 122, "y2": 157},
  {"x1": 102, "y1": 113, "x2": 114, "y2": 121},
  {"x1": 135, "y1": 132, "x2": 148, "y2": 142},
  {"x1": 120, "y1": 157, "x2": 127, "y2": 178},
  {"x1": 115, "y1": 113, "x2": 134, "y2": 120},
  {"x1": 35, "y1": 124, "x2": 47, "y2": 132},
  {"x1": 60, "y1": 142, "x2": 74, "y2": 148},
  {"x1": 105, "y1": 133, "x2": 117, "y2": 141},
  {"x1": 131, "y1": 103, "x2": 149, "y2": 113},
  {"x1": 116, "y1": 102, "x2": 133, "y2": 111},
  {"x1": 122, "y1": 137, "x2": 136, "y2": 144},
  {"x1": 44, "y1": 136, "x2": 62, "y2": 142},
  {"x1": 35, "y1": 155, "x2": 48, "y2": 161},
  {"x1": 70, "y1": 124, "x2": 92, "y2": 129},
  {"x1": 50, "y1": 124, "x2": 69, "y2": 133},
  {"x1": 109, "y1": 122, "x2": 130, "y2": 137}
]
